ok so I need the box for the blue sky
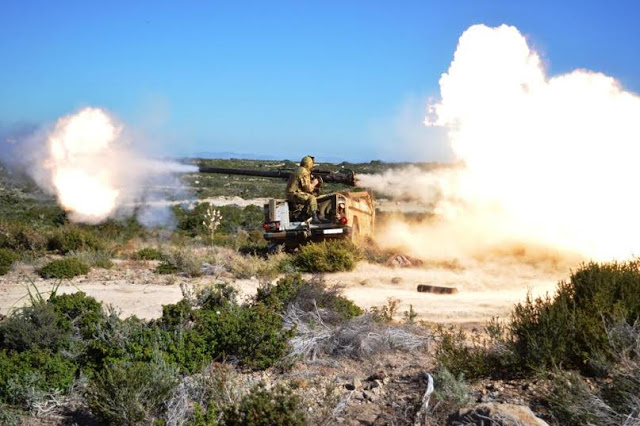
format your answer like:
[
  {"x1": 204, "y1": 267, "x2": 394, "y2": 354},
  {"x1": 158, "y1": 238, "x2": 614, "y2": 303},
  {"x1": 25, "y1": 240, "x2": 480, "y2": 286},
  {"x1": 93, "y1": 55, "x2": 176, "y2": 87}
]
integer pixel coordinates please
[{"x1": 1, "y1": 1, "x2": 638, "y2": 162}]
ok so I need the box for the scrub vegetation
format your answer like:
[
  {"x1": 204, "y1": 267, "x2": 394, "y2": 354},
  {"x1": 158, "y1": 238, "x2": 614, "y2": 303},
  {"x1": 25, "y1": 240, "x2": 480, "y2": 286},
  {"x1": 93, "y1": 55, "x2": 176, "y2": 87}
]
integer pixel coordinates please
[{"x1": 2, "y1": 160, "x2": 639, "y2": 425}]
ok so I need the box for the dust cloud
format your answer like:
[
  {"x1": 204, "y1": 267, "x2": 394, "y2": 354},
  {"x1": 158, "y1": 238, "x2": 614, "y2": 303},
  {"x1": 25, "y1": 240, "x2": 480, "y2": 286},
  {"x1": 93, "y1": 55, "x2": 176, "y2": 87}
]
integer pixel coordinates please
[
  {"x1": 1, "y1": 107, "x2": 196, "y2": 226},
  {"x1": 361, "y1": 24, "x2": 640, "y2": 268}
]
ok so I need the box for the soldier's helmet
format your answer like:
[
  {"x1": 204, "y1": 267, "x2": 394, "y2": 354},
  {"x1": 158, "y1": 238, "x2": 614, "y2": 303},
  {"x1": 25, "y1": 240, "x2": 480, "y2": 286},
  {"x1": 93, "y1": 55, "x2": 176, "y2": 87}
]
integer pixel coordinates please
[{"x1": 300, "y1": 155, "x2": 315, "y2": 170}]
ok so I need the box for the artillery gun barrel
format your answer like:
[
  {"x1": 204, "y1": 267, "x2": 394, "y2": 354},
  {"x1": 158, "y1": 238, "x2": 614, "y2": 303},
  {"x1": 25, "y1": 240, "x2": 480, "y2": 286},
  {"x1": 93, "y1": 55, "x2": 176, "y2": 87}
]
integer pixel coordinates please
[
  {"x1": 197, "y1": 166, "x2": 357, "y2": 186},
  {"x1": 197, "y1": 166, "x2": 291, "y2": 179}
]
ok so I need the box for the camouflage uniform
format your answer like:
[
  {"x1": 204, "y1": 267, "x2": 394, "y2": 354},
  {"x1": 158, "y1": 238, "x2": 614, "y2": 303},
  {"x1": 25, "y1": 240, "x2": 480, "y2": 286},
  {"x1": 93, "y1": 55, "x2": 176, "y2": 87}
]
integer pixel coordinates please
[{"x1": 286, "y1": 156, "x2": 317, "y2": 218}]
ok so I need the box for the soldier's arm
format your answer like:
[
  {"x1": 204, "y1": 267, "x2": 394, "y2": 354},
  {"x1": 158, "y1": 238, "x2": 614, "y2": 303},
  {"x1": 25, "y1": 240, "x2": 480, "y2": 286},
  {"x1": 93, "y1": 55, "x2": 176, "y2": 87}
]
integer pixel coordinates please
[{"x1": 300, "y1": 170, "x2": 315, "y2": 193}]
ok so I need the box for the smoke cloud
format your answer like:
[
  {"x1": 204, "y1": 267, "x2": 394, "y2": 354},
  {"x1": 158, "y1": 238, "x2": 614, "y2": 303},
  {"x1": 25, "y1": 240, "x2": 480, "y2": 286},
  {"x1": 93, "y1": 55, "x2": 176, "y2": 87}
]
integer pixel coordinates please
[
  {"x1": 363, "y1": 24, "x2": 640, "y2": 262},
  {"x1": 2, "y1": 107, "x2": 196, "y2": 225}
]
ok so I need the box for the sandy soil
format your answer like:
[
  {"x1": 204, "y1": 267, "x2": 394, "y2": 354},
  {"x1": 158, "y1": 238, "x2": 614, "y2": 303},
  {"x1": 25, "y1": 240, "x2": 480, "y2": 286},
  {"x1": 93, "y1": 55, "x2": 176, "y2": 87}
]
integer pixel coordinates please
[
  {"x1": 0, "y1": 260, "x2": 262, "y2": 319},
  {"x1": 0, "y1": 258, "x2": 564, "y2": 325},
  {"x1": 328, "y1": 261, "x2": 563, "y2": 324}
]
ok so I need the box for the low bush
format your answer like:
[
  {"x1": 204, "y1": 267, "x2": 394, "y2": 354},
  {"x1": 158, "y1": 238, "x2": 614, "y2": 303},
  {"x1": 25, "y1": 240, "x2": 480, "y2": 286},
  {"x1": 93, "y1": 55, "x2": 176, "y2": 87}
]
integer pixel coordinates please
[
  {"x1": 510, "y1": 260, "x2": 640, "y2": 373},
  {"x1": 131, "y1": 247, "x2": 165, "y2": 261},
  {"x1": 370, "y1": 297, "x2": 401, "y2": 322},
  {"x1": 433, "y1": 321, "x2": 517, "y2": 380},
  {"x1": 0, "y1": 404, "x2": 20, "y2": 426},
  {"x1": 256, "y1": 274, "x2": 363, "y2": 321},
  {"x1": 0, "y1": 348, "x2": 77, "y2": 408},
  {"x1": 542, "y1": 370, "x2": 640, "y2": 426},
  {"x1": 71, "y1": 249, "x2": 114, "y2": 269},
  {"x1": 165, "y1": 249, "x2": 203, "y2": 277},
  {"x1": 425, "y1": 368, "x2": 472, "y2": 426},
  {"x1": 49, "y1": 292, "x2": 105, "y2": 339},
  {"x1": 191, "y1": 303, "x2": 294, "y2": 370},
  {"x1": 291, "y1": 240, "x2": 361, "y2": 273},
  {"x1": 222, "y1": 382, "x2": 306, "y2": 426},
  {"x1": 0, "y1": 221, "x2": 48, "y2": 253},
  {"x1": 0, "y1": 304, "x2": 71, "y2": 352},
  {"x1": 91, "y1": 217, "x2": 145, "y2": 243},
  {"x1": 0, "y1": 248, "x2": 17, "y2": 275},
  {"x1": 47, "y1": 227, "x2": 104, "y2": 254},
  {"x1": 38, "y1": 258, "x2": 90, "y2": 279},
  {"x1": 155, "y1": 260, "x2": 181, "y2": 275},
  {"x1": 86, "y1": 358, "x2": 179, "y2": 425},
  {"x1": 431, "y1": 260, "x2": 640, "y2": 382}
]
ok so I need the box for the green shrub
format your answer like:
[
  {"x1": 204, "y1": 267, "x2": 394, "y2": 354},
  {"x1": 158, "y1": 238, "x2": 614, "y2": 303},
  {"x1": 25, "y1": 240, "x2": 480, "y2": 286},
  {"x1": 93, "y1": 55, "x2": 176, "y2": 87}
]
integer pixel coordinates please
[
  {"x1": 434, "y1": 261, "x2": 640, "y2": 379},
  {"x1": 187, "y1": 403, "x2": 218, "y2": 426},
  {"x1": 157, "y1": 283, "x2": 294, "y2": 372},
  {"x1": 0, "y1": 304, "x2": 71, "y2": 352},
  {"x1": 84, "y1": 316, "x2": 174, "y2": 371},
  {"x1": 0, "y1": 248, "x2": 17, "y2": 275},
  {"x1": 160, "y1": 299, "x2": 194, "y2": 330},
  {"x1": 222, "y1": 382, "x2": 306, "y2": 426},
  {"x1": 426, "y1": 368, "x2": 472, "y2": 425},
  {"x1": 91, "y1": 217, "x2": 145, "y2": 243},
  {"x1": 291, "y1": 240, "x2": 361, "y2": 273},
  {"x1": 510, "y1": 260, "x2": 640, "y2": 372},
  {"x1": 38, "y1": 257, "x2": 90, "y2": 279},
  {"x1": 256, "y1": 274, "x2": 363, "y2": 320},
  {"x1": 71, "y1": 249, "x2": 114, "y2": 269},
  {"x1": 47, "y1": 227, "x2": 104, "y2": 254},
  {"x1": 0, "y1": 221, "x2": 48, "y2": 253},
  {"x1": 0, "y1": 403, "x2": 20, "y2": 426},
  {"x1": 191, "y1": 304, "x2": 294, "y2": 370},
  {"x1": 370, "y1": 297, "x2": 401, "y2": 323},
  {"x1": 197, "y1": 283, "x2": 238, "y2": 310},
  {"x1": 86, "y1": 359, "x2": 179, "y2": 425},
  {"x1": 155, "y1": 260, "x2": 180, "y2": 275},
  {"x1": 0, "y1": 348, "x2": 77, "y2": 407},
  {"x1": 165, "y1": 249, "x2": 203, "y2": 277},
  {"x1": 434, "y1": 320, "x2": 517, "y2": 380},
  {"x1": 131, "y1": 247, "x2": 165, "y2": 261},
  {"x1": 49, "y1": 292, "x2": 105, "y2": 339}
]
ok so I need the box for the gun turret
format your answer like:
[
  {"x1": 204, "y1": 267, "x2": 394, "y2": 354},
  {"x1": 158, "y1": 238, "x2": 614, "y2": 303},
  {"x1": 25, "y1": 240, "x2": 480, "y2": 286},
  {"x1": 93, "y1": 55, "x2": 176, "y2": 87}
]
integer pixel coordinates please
[{"x1": 197, "y1": 166, "x2": 357, "y2": 187}]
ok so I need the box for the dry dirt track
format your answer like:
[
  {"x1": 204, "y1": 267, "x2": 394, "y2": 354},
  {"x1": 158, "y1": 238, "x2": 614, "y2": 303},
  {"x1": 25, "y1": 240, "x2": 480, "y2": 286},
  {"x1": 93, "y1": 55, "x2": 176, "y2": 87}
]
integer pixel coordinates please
[{"x1": 0, "y1": 259, "x2": 564, "y2": 325}]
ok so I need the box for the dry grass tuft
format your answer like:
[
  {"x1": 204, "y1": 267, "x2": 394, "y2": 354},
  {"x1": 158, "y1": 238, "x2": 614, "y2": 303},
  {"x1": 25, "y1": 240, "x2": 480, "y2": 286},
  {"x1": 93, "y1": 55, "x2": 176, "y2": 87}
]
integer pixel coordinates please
[{"x1": 284, "y1": 306, "x2": 428, "y2": 362}]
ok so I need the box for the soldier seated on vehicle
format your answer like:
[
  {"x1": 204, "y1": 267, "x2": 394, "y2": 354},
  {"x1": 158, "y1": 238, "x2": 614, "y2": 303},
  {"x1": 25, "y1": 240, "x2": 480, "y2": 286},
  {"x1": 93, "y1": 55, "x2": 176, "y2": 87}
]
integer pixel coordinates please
[{"x1": 286, "y1": 155, "x2": 321, "y2": 223}]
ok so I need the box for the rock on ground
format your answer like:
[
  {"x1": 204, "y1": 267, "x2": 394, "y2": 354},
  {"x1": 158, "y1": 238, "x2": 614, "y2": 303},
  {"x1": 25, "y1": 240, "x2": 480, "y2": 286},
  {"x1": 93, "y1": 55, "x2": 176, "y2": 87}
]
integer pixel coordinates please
[{"x1": 453, "y1": 403, "x2": 549, "y2": 426}]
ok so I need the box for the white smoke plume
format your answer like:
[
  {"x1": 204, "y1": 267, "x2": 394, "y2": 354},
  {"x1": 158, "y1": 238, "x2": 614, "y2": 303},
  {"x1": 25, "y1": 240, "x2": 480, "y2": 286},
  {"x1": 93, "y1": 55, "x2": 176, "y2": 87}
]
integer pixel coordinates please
[
  {"x1": 3, "y1": 107, "x2": 196, "y2": 225},
  {"x1": 362, "y1": 24, "x2": 640, "y2": 262}
]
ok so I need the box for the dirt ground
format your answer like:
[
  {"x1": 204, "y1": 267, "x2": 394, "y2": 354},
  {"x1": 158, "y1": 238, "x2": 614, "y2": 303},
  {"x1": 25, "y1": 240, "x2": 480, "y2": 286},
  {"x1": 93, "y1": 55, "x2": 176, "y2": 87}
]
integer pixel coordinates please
[{"x1": 0, "y1": 257, "x2": 564, "y2": 326}]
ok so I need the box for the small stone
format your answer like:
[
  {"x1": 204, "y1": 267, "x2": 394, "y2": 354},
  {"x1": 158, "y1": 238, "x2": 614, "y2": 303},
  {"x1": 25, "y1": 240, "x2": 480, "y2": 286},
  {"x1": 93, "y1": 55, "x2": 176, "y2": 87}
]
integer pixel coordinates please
[
  {"x1": 353, "y1": 377, "x2": 363, "y2": 389},
  {"x1": 353, "y1": 391, "x2": 365, "y2": 400},
  {"x1": 366, "y1": 371, "x2": 387, "y2": 382},
  {"x1": 368, "y1": 380, "x2": 383, "y2": 389},
  {"x1": 363, "y1": 390, "x2": 378, "y2": 401},
  {"x1": 391, "y1": 276, "x2": 402, "y2": 284},
  {"x1": 382, "y1": 377, "x2": 390, "y2": 385}
]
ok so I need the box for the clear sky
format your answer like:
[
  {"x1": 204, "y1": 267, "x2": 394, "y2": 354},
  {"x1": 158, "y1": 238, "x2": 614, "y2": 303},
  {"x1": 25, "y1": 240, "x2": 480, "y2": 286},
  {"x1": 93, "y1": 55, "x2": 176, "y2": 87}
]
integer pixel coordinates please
[{"x1": 1, "y1": 1, "x2": 638, "y2": 162}]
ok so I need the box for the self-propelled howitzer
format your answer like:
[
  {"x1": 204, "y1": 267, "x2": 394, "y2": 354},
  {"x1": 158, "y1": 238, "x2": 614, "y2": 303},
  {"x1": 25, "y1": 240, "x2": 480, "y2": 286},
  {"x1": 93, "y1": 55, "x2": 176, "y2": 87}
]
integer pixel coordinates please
[{"x1": 196, "y1": 165, "x2": 373, "y2": 250}]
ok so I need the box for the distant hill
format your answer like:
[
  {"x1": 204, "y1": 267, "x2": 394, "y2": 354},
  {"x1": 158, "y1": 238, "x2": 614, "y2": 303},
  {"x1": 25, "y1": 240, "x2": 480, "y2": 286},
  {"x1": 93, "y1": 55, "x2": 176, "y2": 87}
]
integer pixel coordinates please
[{"x1": 192, "y1": 151, "x2": 350, "y2": 164}]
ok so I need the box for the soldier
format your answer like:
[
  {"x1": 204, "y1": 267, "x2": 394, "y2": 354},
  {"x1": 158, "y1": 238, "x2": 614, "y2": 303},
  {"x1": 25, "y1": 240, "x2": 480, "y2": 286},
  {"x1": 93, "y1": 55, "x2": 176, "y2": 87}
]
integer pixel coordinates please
[{"x1": 286, "y1": 155, "x2": 321, "y2": 222}]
